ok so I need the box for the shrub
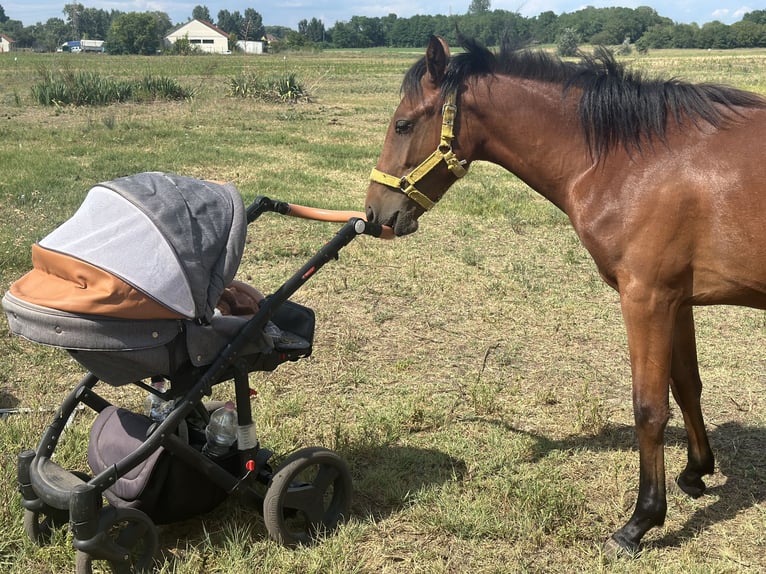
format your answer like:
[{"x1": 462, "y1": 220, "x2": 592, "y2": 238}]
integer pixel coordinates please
[
  {"x1": 227, "y1": 72, "x2": 310, "y2": 103},
  {"x1": 273, "y1": 73, "x2": 308, "y2": 103},
  {"x1": 31, "y1": 69, "x2": 194, "y2": 107},
  {"x1": 556, "y1": 28, "x2": 579, "y2": 57},
  {"x1": 616, "y1": 37, "x2": 633, "y2": 55},
  {"x1": 134, "y1": 76, "x2": 194, "y2": 102}
]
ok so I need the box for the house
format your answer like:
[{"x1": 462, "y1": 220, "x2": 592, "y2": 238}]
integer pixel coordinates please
[
  {"x1": 164, "y1": 19, "x2": 230, "y2": 54},
  {"x1": 0, "y1": 34, "x2": 15, "y2": 53}
]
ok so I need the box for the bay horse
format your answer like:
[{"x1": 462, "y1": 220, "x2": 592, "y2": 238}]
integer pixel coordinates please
[{"x1": 364, "y1": 35, "x2": 766, "y2": 554}]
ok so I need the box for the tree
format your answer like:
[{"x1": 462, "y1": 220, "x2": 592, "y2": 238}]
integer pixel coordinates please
[
  {"x1": 698, "y1": 20, "x2": 734, "y2": 49},
  {"x1": 263, "y1": 25, "x2": 292, "y2": 40},
  {"x1": 151, "y1": 11, "x2": 172, "y2": 39},
  {"x1": 468, "y1": 0, "x2": 490, "y2": 15},
  {"x1": 0, "y1": 4, "x2": 9, "y2": 24},
  {"x1": 63, "y1": 3, "x2": 84, "y2": 37},
  {"x1": 40, "y1": 17, "x2": 69, "y2": 51},
  {"x1": 217, "y1": 9, "x2": 243, "y2": 35},
  {"x1": 107, "y1": 12, "x2": 160, "y2": 55},
  {"x1": 329, "y1": 20, "x2": 361, "y2": 48},
  {"x1": 299, "y1": 17, "x2": 325, "y2": 43},
  {"x1": 2, "y1": 18, "x2": 26, "y2": 45},
  {"x1": 241, "y1": 8, "x2": 263, "y2": 41},
  {"x1": 62, "y1": 4, "x2": 114, "y2": 39},
  {"x1": 192, "y1": 5, "x2": 211, "y2": 22},
  {"x1": 743, "y1": 10, "x2": 766, "y2": 26},
  {"x1": 731, "y1": 20, "x2": 766, "y2": 48},
  {"x1": 531, "y1": 11, "x2": 559, "y2": 44},
  {"x1": 283, "y1": 30, "x2": 306, "y2": 48},
  {"x1": 557, "y1": 27, "x2": 579, "y2": 57}
]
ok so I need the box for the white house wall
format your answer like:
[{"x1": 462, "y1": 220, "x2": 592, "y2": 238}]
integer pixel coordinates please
[{"x1": 165, "y1": 20, "x2": 229, "y2": 54}]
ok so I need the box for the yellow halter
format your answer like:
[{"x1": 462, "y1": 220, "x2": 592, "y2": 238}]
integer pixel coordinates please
[{"x1": 369, "y1": 90, "x2": 468, "y2": 211}]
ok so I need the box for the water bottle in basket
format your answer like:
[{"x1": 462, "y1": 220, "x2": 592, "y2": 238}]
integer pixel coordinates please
[
  {"x1": 143, "y1": 377, "x2": 173, "y2": 422},
  {"x1": 203, "y1": 401, "x2": 238, "y2": 457}
]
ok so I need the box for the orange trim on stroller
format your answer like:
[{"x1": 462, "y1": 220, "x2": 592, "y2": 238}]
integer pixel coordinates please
[{"x1": 9, "y1": 244, "x2": 185, "y2": 319}]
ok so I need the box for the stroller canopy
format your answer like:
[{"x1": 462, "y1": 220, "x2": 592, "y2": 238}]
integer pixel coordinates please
[{"x1": 9, "y1": 172, "x2": 246, "y2": 322}]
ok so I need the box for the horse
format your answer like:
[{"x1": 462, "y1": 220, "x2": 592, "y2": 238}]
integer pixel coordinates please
[{"x1": 364, "y1": 35, "x2": 766, "y2": 554}]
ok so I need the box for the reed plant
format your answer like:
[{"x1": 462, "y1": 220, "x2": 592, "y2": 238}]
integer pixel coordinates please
[
  {"x1": 228, "y1": 71, "x2": 310, "y2": 102},
  {"x1": 30, "y1": 67, "x2": 194, "y2": 106}
]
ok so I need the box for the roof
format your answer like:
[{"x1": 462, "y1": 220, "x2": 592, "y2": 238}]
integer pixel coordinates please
[
  {"x1": 1, "y1": 34, "x2": 15, "y2": 43},
  {"x1": 197, "y1": 19, "x2": 229, "y2": 37},
  {"x1": 165, "y1": 18, "x2": 229, "y2": 40}
]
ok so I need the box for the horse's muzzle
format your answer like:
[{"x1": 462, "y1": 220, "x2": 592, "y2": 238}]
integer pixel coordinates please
[{"x1": 366, "y1": 204, "x2": 419, "y2": 237}]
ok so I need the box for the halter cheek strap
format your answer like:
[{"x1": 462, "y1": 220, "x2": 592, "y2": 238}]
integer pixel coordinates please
[{"x1": 370, "y1": 90, "x2": 468, "y2": 211}]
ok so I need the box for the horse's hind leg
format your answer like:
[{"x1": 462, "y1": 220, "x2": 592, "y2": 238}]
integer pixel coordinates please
[{"x1": 670, "y1": 306, "x2": 715, "y2": 498}]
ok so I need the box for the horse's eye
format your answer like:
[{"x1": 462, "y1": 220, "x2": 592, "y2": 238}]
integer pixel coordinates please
[{"x1": 395, "y1": 120, "x2": 413, "y2": 135}]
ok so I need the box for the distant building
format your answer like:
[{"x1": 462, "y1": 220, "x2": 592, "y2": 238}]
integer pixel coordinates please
[
  {"x1": 164, "y1": 19, "x2": 230, "y2": 54},
  {"x1": 237, "y1": 40, "x2": 265, "y2": 54},
  {"x1": 1, "y1": 33, "x2": 15, "y2": 53}
]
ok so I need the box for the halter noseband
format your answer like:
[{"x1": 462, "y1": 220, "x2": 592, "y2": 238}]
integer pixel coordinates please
[{"x1": 369, "y1": 90, "x2": 468, "y2": 211}]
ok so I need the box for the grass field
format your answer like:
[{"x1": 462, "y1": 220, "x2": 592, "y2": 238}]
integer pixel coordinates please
[{"x1": 1, "y1": 46, "x2": 766, "y2": 573}]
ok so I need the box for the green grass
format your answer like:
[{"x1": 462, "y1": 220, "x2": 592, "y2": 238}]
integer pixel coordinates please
[{"x1": 1, "y1": 48, "x2": 766, "y2": 573}]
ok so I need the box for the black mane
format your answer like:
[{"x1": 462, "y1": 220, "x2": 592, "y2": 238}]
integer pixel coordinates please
[{"x1": 404, "y1": 37, "x2": 766, "y2": 158}]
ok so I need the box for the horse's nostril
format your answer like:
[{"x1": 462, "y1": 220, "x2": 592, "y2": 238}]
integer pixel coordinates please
[{"x1": 366, "y1": 205, "x2": 375, "y2": 223}]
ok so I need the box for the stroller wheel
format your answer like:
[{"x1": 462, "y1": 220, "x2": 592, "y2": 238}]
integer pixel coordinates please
[
  {"x1": 263, "y1": 446, "x2": 352, "y2": 547},
  {"x1": 23, "y1": 507, "x2": 69, "y2": 545},
  {"x1": 23, "y1": 470, "x2": 92, "y2": 545},
  {"x1": 74, "y1": 508, "x2": 158, "y2": 574}
]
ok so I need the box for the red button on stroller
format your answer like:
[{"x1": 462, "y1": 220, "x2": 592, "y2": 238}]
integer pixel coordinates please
[{"x1": 3, "y1": 172, "x2": 389, "y2": 573}]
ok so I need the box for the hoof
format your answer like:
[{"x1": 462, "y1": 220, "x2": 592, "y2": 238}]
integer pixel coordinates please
[
  {"x1": 676, "y1": 473, "x2": 706, "y2": 499},
  {"x1": 603, "y1": 535, "x2": 640, "y2": 560}
]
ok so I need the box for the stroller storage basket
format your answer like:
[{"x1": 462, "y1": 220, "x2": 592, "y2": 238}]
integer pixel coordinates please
[{"x1": 88, "y1": 406, "x2": 237, "y2": 524}]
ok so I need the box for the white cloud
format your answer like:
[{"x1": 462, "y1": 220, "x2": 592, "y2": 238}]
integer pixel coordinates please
[{"x1": 733, "y1": 6, "x2": 753, "y2": 19}]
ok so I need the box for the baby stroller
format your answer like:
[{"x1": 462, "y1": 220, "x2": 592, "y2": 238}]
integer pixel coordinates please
[{"x1": 3, "y1": 172, "x2": 388, "y2": 573}]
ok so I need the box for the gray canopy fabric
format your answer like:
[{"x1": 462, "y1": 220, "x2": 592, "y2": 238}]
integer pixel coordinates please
[
  {"x1": 39, "y1": 172, "x2": 247, "y2": 321},
  {"x1": 1, "y1": 173, "x2": 264, "y2": 385}
]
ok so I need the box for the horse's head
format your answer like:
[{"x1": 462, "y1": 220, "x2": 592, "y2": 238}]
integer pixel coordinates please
[{"x1": 365, "y1": 36, "x2": 470, "y2": 236}]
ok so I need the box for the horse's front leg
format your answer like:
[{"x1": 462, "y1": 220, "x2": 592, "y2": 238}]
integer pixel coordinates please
[
  {"x1": 670, "y1": 306, "x2": 715, "y2": 498},
  {"x1": 606, "y1": 287, "x2": 678, "y2": 554}
]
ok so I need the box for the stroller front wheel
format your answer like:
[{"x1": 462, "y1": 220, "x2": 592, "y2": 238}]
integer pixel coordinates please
[
  {"x1": 74, "y1": 507, "x2": 158, "y2": 574},
  {"x1": 263, "y1": 446, "x2": 353, "y2": 547},
  {"x1": 23, "y1": 470, "x2": 92, "y2": 545},
  {"x1": 23, "y1": 507, "x2": 69, "y2": 545}
]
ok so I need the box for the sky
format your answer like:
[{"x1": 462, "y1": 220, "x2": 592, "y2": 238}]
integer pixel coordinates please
[{"x1": 2, "y1": 0, "x2": 759, "y2": 31}]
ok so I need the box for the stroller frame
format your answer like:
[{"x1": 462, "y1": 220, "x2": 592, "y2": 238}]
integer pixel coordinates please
[{"x1": 15, "y1": 196, "x2": 386, "y2": 572}]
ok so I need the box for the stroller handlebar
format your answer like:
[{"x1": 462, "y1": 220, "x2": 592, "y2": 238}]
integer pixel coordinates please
[{"x1": 247, "y1": 196, "x2": 394, "y2": 240}]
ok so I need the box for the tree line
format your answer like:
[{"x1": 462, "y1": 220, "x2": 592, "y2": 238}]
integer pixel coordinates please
[{"x1": 1, "y1": 3, "x2": 765, "y2": 54}]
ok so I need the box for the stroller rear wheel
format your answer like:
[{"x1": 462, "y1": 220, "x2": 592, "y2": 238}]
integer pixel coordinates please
[{"x1": 263, "y1": 446, "x2": 352, "y2": 547}]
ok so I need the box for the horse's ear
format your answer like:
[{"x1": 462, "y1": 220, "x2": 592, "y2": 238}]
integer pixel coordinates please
[{"x1": 425, "y1": 35, "x2": 450, "y2": 87}]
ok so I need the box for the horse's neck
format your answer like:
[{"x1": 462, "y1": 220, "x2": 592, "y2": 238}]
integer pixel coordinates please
[{"x1": 466, "y1": 78, "x2": 590, "y2": 214}]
